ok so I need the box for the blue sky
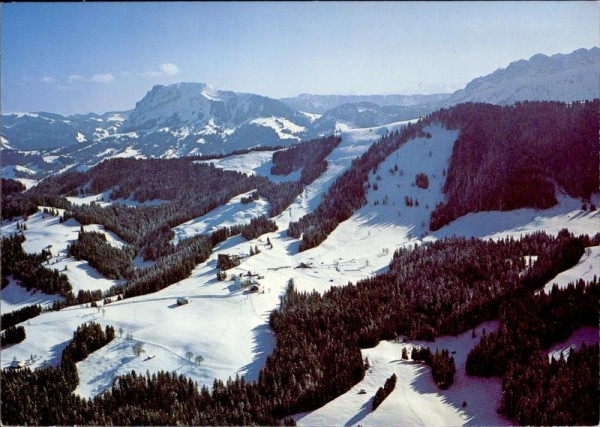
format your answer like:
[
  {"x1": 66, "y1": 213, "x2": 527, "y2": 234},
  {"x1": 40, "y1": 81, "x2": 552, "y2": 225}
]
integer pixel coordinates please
[{"x1": 2, "y1": 1, "x2": 598, "y2": 115}]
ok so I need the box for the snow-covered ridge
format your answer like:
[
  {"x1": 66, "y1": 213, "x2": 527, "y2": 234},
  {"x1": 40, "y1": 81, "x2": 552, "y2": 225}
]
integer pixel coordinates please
[{"x1": 447, "y1": 47, "x2": 600, "y2": 105}]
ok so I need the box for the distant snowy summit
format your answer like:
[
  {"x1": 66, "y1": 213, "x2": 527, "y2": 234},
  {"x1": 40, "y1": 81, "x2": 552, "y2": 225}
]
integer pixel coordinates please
[
  {"x1": 446, "y1": 47, "x2": 600, "y2": 105},
  {"x1": 122, "y1": 82, "x2": 311, "y2": 142}
]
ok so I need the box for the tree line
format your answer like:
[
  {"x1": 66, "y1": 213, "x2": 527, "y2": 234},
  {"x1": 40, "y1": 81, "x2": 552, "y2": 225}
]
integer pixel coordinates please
[
  {"x1": 2, "y1": 231, "x2": 595, "y2": 424},
  {"x1": 429, "y1": 100, "x2": 599, "y2": 230},
  {"x1": 271, "y1": 135, "x2": 342, "y2": 185},
  {"x1": 68, "y1": 230, "x2": 135, "y2": 280},
  {"x1": 1, "y1": 322, "x2": 115, "y2": 425},
  {"x1": 288, "y1": 122, "x2": 427, "y2": 250},
  {"x1": 1, "y1": 304, "x2": 41, "y2": 330},
  {"x1": 466, "y1": 278, "x2": 599, "y2": 425},
  {"x1": 1, "y1": 234, "x2": 72, "y2": 297}
]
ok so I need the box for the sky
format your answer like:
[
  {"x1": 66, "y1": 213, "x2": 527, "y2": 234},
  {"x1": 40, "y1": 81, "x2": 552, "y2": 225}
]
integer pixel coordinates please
[{"x1": 1, "y1": 1, "x2": 598, "y2": 115}]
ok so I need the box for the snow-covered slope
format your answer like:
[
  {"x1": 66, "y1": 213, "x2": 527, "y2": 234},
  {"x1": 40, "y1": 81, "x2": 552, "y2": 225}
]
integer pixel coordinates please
[
  {"x1": 2, "y1": 115, "x2": 598, "y2": 423},
  {"x1": 427, "y1": 193, "x2": 600, "y2": 242},
  {"x1": 171, "y1": 190, "x2": 271, "y2": 244},
  {"x1": 116, "y1": 82, "x2": 311, "y2": 156},
  {"x1": 196, "y1": 150, "x2": 302, "y2": 182},
  {"x1": 308, "y1": 102, "x2": 430, "y2": 138},
  {"x1": 295, "y1": 321, "x2": 508, "y2": 426},
  {"x1": 1, "y1": 165, "x2": 39, "y2": 189},
  {"x1": 1, "y1": 111, "x2": 129, "y2": 151},
  {"x1": 446, "y1": 47, "x2": 600, "y2": 105},
  {"x1": 1, "y1": 209, "x2": 127, "y2": 295},
  {"x1": 542, "y1": 245, "x2": 600, "y2": 293}
]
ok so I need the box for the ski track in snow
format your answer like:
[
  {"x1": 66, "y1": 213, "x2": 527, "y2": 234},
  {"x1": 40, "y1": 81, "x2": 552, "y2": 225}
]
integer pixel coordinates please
[{"x1": 2, "y1": 120, "x2": 598, "y2": 426}]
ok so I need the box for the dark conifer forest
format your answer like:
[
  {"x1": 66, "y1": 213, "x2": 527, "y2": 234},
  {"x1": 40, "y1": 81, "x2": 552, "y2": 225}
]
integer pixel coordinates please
[
  {"x1": 429, "y1": 100, "x2": 599, "y2": 230},
  {"x1": 3, "y1": 228, "x2": 597, "y2": 425},
  {"x1": 1, "y1": 234, "x2": 72, "y2": 297}
]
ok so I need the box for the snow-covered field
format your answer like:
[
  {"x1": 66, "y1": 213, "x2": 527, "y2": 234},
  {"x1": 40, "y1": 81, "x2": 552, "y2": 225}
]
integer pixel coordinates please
[
  {"x1": 546, "y1": 326, "x2": 599, "y2": 361},
  {"x1": 171, "y1": 190, "x2": 271, "y2": 244},
  {"x1": 196, "y1": 150, "x2": 302, "y2": 183},
  {"x1": 74, "y1": 337, "x2": 212, "y2": 398},
  {"x1": 428, "y1": 193, "x2": 600, "y2": 243},
  {"x1": 293, "y1": 125, "x2": 459, "y2": 281},
  {"x1": 1, "y1": 209, "x2": 127, "y2": 297},
  {"x1": 67, "y1": 189, "x2": 169, "y2": 208},
  {"x1": 295, "y1": 321, "x2": 508, "y2": 426},
  {"x1": 1, "y1": 165, "x2": 39, "y2": 189},
  {"x1": 1, "y1": 280, "x2": 62, "y2": 313},
  {"x1": 542, "y1": 245, "x2": 600, "y2": 293}
]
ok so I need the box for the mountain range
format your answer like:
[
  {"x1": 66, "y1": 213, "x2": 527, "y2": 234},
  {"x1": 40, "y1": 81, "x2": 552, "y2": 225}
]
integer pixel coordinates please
[
  {"x1": 445, "y1": 47, "x2": 600, "y2": 105},
  {"x1": 2, "y1": 47, "x2": 598, "y2": 179}
]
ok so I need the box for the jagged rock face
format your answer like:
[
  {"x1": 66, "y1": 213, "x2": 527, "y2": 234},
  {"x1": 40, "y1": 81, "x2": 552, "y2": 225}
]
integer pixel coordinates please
[
  {"x1": 1, "y1": 84, "x2": 314, "y2": 175},
  {"x1": 446, "y1": 47, "x2": 600, "y2": 106}
]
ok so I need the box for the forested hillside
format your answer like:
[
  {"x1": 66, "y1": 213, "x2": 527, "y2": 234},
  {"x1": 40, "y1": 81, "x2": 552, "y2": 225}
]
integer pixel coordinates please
[
  {"x1": 430, "y1": 100, "x2": 598, "y2": 230},
  {"x1": 271, "y1": 135, "x2": 341, "y2": 185},
  {"x1": 3, "y1": 230, "x2": 596, "y2": 425},
  {"x1": 288, "y1": 121, "x2": 426, "y2": 250}
]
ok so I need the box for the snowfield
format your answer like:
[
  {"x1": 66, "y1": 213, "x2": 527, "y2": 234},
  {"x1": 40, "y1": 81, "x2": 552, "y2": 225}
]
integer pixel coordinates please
[
  {"x1": 249, "y1": 116, "x2": 305, "y2": 140},
  {"x1": 67, "y1": 189, "x2": 169, "y2": 208},
  {"x1": 295, "y1": 321, "x2": 508, "y2": 426},
  {"x1": 197, "y1": 150, "x2": 302, "y2": 183},
  {"x1": 171, "y1": 190, "x2": 271, "y2": 244},
  {"x1": 542, "y1": 245, "x2": 600, "y2": 293},
  {"x1": 2, "y1": 165, "x2": 39, "y2": 189},
  {"x1": 1, "y1": 280, "x2": 63, "y2": 313},
  {"x1": 1, "y1": 209, "x2": 127, "y2": 296},
  {"x1": 428, "y1": 193, "x2": 600, "y2": 242}
]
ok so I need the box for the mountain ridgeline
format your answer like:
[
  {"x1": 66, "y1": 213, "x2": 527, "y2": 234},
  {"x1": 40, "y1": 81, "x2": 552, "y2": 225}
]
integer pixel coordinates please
[{"x1": 445, "y1": 47, "x2": 600, "y2": 106}]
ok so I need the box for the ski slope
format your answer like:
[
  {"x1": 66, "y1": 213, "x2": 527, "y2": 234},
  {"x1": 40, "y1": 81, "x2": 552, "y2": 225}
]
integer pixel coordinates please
[
  {"x1": 293, "y1": 125, "x2": 459, "y2": 279},
  {"x1": 542, "y1": 245, "x2": 600, "y2": 293},
  {"x1": 196, "y1": 151, "x2": 302, "y2": 183},
  {"x1": 171, "y1": 190, "x2": 271, "y2": 244},
  {"x1": 428, "y1": 193, "x2": 600, "y2": 242},
  {"x1": 295, "y1": 321, "x2": 508, "y2": 426},
  {"x1": 1, "y1": 209, "x2": 127, "y2": 295},
  {"x1": 1, "y1": 280, "x2": 63, "y2": 313}
]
